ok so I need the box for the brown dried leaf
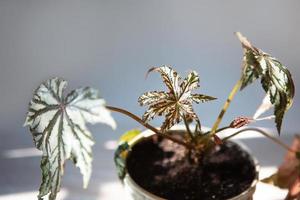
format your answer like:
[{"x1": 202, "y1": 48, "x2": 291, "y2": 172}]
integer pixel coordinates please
[
  {"x1": 262, "y1": 135, "x2": 300, "y2": 200},
  {"x1": 229, "y1": 117, "x2": 252, "y2": 128},
  {"x1": 286, "y1": 177, "x2": 300, "y2": 200}
]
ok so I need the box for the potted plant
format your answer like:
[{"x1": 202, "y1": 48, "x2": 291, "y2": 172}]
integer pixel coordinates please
[{"x1": 24, "y1": 32, "x2": 299, "y2": 200}]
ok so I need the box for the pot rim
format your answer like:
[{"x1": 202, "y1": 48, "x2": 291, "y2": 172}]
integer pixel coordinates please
[{"x1": 123, "y1": 125, "x2": 260, "y2": 200}]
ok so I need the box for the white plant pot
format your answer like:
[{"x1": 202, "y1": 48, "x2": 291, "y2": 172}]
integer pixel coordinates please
[{"x1": 118, "y1": 126, "x2": 259, "y2": 200}]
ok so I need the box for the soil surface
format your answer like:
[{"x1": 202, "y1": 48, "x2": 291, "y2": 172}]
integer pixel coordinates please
[{"x1": 126, "y1": 135, "x2": 256, "y2": 200}]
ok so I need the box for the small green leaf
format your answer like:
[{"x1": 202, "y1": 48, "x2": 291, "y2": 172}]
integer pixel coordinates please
[
  {"x1": 24, "y1": 78, "x2": 116, "y2": 200},
  {"x1": 114, "y1": 142, "x2": 130, "y2": 180},
  {"x1": 119, "y1": 129, "x2": 141, "y2": 144},
  {"x1": 236, "y1": 32, "x2": 295, "y2": 134},
  {"x1": 114, "y1": 129, "x2": 141, "y2": 180}
]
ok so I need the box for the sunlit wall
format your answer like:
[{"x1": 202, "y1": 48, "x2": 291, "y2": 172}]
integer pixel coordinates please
[{"x1": 0, "y1": 1, "x2": 299, "y2": 137}]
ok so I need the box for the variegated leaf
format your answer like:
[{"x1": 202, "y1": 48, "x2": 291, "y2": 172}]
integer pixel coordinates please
[
  {"x1": 138, "y1": 91, "x2": 169, "y2": 106},
  {"x1": 236, "y1": 32, "x2": 295, "y2": 133},
  {"x1": 180, "y1": 71, "x2": 200, "y2": 95},
  {"x1": 140, "y1": 66, "x2": 216, "y2": 132},
  {"x1": 161, "y1": 106, "x2": 181, "y2": 130},
  {"x1": 24, "y1": 78, "x2": 116, "y2": 200},
  {"x1": 147, "y1": 66, "x2": 181, "y2": 97},
  {"x1": 140, "y1": 96, "x2": 174, "y2": 122},
  {"x1": 240, "y1": 48, "x2": 262, "y2": 90}
]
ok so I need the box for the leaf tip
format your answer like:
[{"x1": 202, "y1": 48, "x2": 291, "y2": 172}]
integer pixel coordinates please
[
  {"x1": 108, "y1": 118, "x2": 117, "y2": 130},
  {"x1": 211, "y1": 96, "x2": 217, "y2": 101},
  {"x1": 23, "y1": 118, "x2": 30, "y2": 127},
  {"x1": 145, "y1": 67, "x2": 157, "y2": 79},
  {"x1": 235, "y1": 31, "x2": 242, "y2": 39},
  {"x1": 235, "y1": 32, "x2": 253, "y2": 50},
  {"x1": 276, "y1": 122, "x2": 282, "y2": 135},
  {"x1": 83, "y1": 181, "x2": 89, "y2": 189}
]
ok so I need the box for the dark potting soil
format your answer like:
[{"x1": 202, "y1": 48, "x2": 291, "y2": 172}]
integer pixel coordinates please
[{"x1": 126, "y1": 136, "x2": 256, "y2": 200}]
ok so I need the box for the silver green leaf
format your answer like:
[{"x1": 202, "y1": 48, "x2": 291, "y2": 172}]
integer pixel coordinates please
[
  {"x1": 236, "y1": 32, "x2": 295, "y2": 133},
  {"x1": 24, "y1": 78, "x2": 116, "y2": 200},
  {"x1": 139, "y1": 65, "x2": 216, "y2": 132}
]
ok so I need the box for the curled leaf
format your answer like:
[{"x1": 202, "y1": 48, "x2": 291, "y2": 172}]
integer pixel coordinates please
[
  {"x1": 236, "y1": 32, "x2": 295, "y2": 134},
  {"x1": 139, "y1": 66, "x2": 216, "y2": 132},
  {"x1": 230, "y1": 117, "x2": 252, "y2": 129},
  {"x1": 24, "y1": 78, "x2": 116, "y2": 200}
]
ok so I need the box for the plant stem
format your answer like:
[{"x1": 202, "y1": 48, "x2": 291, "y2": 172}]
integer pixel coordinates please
[
  {"x1": 214, "y1": 126, "x2": 231, "y2": 134},
  {"x1": 182, "y1": 115, "x2": 194, "y2": 142},
  {"x1": 209, "y1": 79, "x2": 242, "y2": 137},
  {"x1": 222, "y1": 127, "x2": 296, "y2": 153},
  {"x1": 106, "y1": 105, "x2": 194, "y2": 150},
  {"x1": 202, "y1": 126, "x2": 230, "y2": 138}
]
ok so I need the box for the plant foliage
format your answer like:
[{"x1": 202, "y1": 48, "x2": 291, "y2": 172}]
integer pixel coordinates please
[
  {"x1": 23, "y1": 32, "x2": 297, "y2": 200},
  {"x1": 236, "y1": 32, "x2": 295, "y2": 133},
  {"x1": 138, "y1": 66, "x2": 216, "y2": 132},
  {"x1": 24, "y1": 78, "x2": 116, "y2": 200}
]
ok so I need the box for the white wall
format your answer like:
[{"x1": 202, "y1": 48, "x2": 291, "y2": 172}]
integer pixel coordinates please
[{"x1": 0, "y1": 0, "x2": 299, "y2": 137}]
